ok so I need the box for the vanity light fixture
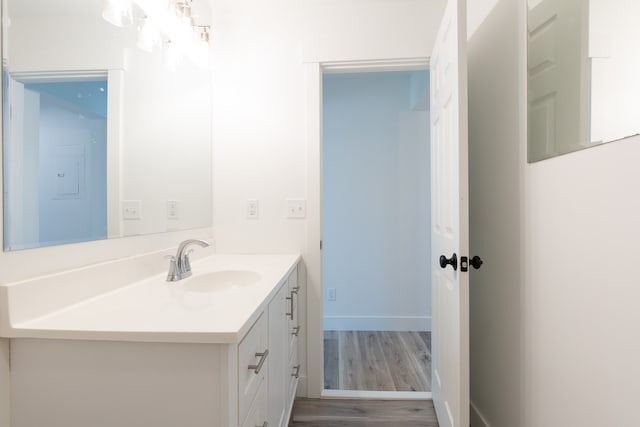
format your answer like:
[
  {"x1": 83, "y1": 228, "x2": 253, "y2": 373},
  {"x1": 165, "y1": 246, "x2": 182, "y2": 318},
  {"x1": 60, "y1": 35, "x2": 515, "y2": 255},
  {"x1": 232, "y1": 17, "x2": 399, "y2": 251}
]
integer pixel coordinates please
[
  {"x1": 163, "y1": 40, "x2": 182, "y2": 72},
  {"x1": 137, "y1": 16, "x2": 162, "y2": 52},
  {"x1": 103, "y1": 0, "x2": 211, "y2": 68},
  {"x1": 102, "y1": 0, "x2": 134, "y2": 27}
]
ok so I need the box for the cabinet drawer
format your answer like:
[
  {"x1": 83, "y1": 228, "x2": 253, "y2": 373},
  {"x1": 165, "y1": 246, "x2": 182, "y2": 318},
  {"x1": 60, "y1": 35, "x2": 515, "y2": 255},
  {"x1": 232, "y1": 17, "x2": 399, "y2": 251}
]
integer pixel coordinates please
[
  {"x1": 288, "y1": 323, "x2": 299, "y2": 359},
  {"x1": 241, "y1": 380, "x2": 268, "y2": 427},
  {"x1": 288, "y1": 349, "x2": 300, "y2": 402},
  {"x1": 238, "y1": 313, "x2": 268, "y2": 425}
]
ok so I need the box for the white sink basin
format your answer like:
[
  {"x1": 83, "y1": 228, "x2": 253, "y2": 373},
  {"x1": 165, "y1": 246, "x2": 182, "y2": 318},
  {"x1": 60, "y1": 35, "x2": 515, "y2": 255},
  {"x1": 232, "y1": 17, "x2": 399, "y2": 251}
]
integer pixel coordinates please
[{"x1": 181, "y1": 270, "x2": 262, "y2": 293}]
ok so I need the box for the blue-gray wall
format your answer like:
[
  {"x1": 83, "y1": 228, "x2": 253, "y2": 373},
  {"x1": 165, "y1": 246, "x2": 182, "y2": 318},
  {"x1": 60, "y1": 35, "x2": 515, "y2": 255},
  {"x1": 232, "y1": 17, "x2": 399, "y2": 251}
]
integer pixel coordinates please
[{"x1": 322, "y1": 71, "x2": 431, "y2": 331}]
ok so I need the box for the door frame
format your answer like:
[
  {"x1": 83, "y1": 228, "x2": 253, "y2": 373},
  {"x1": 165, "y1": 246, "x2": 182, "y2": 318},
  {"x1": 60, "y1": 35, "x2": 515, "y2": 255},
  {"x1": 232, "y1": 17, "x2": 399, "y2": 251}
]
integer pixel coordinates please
[{"x1": 303, "y1": 57, "x2": 430, "y2": 399}]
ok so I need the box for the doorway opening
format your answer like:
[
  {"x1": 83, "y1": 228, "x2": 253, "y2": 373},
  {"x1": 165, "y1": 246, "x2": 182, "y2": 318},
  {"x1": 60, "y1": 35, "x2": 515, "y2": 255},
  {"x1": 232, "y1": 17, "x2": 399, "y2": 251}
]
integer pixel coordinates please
[
  {"x1": 321, "y1": 69, "x2": 431, "y2": 395},
  {"x1": 3, "y1": 74, "x2": 109, "y2": 251}
]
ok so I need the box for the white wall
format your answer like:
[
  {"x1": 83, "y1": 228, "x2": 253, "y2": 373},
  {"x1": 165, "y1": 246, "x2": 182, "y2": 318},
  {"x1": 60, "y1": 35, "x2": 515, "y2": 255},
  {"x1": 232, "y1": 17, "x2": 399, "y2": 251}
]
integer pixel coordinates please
[
  {"x1": 119, "y1": 48, "x2": 211, "y2": 237},
  {"x1": 322, "y1": 71, "x2": 430, "y2": 332},
  {"x1": 469, "y1": 1, "x2": 640, "y2": 426},
  {"x1": 467, "y1": 0, "x2": 522, "y2": 426},
  {"x1": 525, "y1": 137, "x2": 640, "y2": 427},
  {"x1": 209, "y1": 0, "x2": 445, "y2": 254},
  {"x1": 589, "y1": 0, "x2": 640, "y2": 143}
]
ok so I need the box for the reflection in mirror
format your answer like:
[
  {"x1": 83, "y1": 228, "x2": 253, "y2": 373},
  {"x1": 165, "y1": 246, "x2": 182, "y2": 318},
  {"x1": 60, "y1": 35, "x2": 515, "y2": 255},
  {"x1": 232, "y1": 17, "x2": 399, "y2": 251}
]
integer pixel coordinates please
[
  {"x1": 2, "y1": 0, "x2": 212, "y2": 251},
  {"x1": 527, "y1": 0, "x2": 640, "y2": 162}
]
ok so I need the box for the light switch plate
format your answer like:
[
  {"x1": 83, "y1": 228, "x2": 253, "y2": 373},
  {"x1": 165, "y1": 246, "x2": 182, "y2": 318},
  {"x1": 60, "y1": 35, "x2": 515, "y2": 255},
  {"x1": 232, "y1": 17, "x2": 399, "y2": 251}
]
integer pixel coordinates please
[
  {"x1": 287, "y1": 199, "x2": 306, "y2": 218},
  {"x1": 122, "y1": 200, "x2": 142, "y2": 220}
]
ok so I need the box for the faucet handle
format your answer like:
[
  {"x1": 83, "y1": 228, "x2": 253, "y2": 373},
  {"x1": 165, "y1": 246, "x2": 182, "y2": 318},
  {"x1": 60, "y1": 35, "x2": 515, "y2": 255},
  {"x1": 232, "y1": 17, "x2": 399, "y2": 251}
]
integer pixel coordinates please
[
  {"x1": 182, "y1": 249, "x2": 193, "y2": 276},
  {"x1": 181, "y1": 249, "x2": 195, "y2": 279},
  {"x1": 165, "y1": 255, "x2": 179, "y2": 282}
]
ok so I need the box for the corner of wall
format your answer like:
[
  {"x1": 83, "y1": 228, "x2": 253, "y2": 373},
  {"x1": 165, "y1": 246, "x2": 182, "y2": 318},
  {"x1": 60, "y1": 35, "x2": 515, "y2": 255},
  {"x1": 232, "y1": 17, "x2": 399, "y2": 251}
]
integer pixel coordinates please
[
  {"x1": 0, "y1": 338, "x2": 9, "y2": 427},
  {"x1": 470, "y1": 401, "x2": 491, "y2": 427},
  {"x1": 468, "y1": 0, "x2": 523, "y2": 426}
]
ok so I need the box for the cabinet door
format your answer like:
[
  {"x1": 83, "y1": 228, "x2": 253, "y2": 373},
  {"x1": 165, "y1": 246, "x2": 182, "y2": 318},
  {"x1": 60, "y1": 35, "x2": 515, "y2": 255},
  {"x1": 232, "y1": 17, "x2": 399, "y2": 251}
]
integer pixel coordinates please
[
  {"x1": 268, "y1": 282, "x2": 288, "y2": 427},
  {"x1": 287, "y1": 267, "x2": 299, "y2": 362},
  {"x1": 239, "y1": 314, "x2": 268, "y2": 425}
]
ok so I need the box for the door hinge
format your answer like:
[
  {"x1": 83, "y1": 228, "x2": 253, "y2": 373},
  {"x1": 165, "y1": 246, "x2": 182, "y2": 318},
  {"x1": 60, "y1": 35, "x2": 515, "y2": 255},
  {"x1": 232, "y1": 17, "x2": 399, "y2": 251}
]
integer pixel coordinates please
[{"x1": 320, "y1": 240, "x2": 323, "y2": 250}]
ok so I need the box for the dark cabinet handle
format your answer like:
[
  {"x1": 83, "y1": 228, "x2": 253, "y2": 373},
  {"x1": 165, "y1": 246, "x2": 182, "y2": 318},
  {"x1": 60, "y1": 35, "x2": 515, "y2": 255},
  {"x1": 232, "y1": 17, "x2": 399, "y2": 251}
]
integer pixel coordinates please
[{"x1": 439, "y1": 253, "x2": 457, "y2": 271}]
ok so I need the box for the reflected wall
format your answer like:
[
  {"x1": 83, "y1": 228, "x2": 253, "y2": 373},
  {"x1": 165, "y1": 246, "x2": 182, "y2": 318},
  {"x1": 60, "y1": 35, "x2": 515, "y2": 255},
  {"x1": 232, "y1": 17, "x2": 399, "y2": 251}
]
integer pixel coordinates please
[
  {"x1": 2, "y1": 0, "x2": 212, "y2": 251},
  {"x1": 527, "y1": 0, "x2": 640, "y2": 162}
]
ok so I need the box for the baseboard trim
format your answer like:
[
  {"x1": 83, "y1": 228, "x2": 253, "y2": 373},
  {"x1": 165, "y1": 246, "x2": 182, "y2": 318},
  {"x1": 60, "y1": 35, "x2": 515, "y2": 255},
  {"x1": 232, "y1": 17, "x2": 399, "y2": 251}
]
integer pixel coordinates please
[
  {"x1": 470, "y1": 400, "x2": 491, "y2": 427},
  {"x1": 323, "y1": 315, "x2": 431, "y2": 331},
  {"x1": 322, "y1": 389, "x2": 432, "y2": 400}
]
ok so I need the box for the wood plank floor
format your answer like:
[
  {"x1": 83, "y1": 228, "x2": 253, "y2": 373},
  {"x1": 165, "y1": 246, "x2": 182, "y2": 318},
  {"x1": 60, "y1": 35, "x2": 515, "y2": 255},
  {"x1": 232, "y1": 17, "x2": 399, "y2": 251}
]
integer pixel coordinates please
[
  {"x1": 289, "y1": 398, "x2": 439, "y2": 426},
  {"x1": 324, "y1": 331, "x2": 431, "y2": 392}
]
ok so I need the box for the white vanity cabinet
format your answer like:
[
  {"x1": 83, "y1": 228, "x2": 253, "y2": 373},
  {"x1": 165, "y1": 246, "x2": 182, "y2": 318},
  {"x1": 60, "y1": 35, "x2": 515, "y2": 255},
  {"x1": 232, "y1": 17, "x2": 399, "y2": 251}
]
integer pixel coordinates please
[
  {"x1": 8, "y1": 258, "x2": 301, "y2": 427},
  {"x1": 267, "y1": 265, "x2": 299, "y2": 427},
  {"x1": 286, "y1": 265, "x2": 301, "y2": 404}
]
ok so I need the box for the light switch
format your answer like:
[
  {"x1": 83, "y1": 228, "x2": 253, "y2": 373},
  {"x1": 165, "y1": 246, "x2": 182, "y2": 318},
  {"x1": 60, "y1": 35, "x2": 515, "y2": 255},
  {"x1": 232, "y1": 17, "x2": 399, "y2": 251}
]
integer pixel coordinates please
[
  {"x1": 247, "y1": 199, "x2": 259, "y2": 219},
  {"x1": 122, "y1": 200, "x2": 142, "y2": 220},
  {"x1": 287, "y1": 199, "x2": 306, "y2": 218}
]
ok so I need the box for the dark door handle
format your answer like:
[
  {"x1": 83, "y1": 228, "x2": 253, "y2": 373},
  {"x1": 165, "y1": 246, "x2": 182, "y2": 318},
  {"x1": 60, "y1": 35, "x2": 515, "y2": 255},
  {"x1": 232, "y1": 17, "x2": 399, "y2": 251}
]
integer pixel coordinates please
[
  {"x1": 439, "y1": 253, "x2": 457, "y2": 271},
  {"x1": 470, "y1": 256, "x2": 483, "y2": 269}
]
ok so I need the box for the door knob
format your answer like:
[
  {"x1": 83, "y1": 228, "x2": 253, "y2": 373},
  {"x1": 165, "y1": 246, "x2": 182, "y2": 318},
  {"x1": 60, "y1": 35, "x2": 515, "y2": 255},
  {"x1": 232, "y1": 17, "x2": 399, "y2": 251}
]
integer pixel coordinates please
[
  {"x1": 461, "y1": 255, "x2": 484, "y2": 272},
  {"x1": 470, "y1": 255, "x2": 483, "y2": 269},
  {"x1": 439, "y1": 253, "x2": 457, "y2": 271}
]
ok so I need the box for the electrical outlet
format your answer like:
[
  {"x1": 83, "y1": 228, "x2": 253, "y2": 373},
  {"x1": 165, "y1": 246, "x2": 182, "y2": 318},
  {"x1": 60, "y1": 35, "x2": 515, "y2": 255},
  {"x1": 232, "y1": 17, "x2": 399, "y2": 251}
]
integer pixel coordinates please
[
  {"x1": 167, "y1": 200, "x2": 179, "y2": 220},
  {"x1": 287, "y1": 199, "x2": 307, "y2": 218},
  {"x1": 247, "y1": 199, "x2": 259, "y2": 219},
  {"x1": 328, "y1": 288, "x2": 337, "y2": 301}
]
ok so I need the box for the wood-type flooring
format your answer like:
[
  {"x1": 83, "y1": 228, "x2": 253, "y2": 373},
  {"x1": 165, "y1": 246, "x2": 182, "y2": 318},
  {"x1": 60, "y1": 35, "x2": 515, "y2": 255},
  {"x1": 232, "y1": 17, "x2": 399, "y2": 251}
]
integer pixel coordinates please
[
  {"x1": 288, "y1": 398, "x2": 439, "y2": 426},
  {"x1": 324, "y1": 331, "x2": 431, "y2": 392}
]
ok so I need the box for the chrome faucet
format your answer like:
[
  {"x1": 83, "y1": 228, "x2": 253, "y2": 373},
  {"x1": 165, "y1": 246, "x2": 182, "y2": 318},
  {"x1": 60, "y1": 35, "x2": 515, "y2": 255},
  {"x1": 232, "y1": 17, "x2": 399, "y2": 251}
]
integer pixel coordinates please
[{"x1": 166, "y1": 239, "x2": 210, "y2": 282}]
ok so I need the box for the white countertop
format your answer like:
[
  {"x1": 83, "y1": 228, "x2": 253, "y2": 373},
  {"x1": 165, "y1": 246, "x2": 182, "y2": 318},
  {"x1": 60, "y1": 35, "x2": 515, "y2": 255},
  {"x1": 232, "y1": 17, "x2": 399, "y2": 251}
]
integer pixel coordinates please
[{"x1": 2, "y1": 254, "x2": 300, "y2": 344}]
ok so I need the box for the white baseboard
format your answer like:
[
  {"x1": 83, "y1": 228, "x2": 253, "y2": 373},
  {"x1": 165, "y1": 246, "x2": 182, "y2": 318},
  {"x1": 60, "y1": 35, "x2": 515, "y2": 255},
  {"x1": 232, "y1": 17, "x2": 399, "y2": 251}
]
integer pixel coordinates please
[
  {"x1": 322, "y1": 389, "x2": 432, "y2": 400},
  {"x1": 323, "y1": 315, "x2": 431, "y2": 331},
  {"x1": 470, "y1": 400, "x2": 491, "y2": 427}
]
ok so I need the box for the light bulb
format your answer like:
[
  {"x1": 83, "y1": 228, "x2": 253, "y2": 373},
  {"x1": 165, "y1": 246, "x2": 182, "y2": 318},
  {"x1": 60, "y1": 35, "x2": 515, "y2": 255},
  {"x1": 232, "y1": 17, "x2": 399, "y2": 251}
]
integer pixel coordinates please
[
  {"x1": 103, "y1": 0, "x2": 134, "y2": 27},
  {"x1": 163, "y1": 41, "x2": 181, "y2": 72},
  {"x1": 137, "y1": 16, "x2": 161, "y2": 52}
]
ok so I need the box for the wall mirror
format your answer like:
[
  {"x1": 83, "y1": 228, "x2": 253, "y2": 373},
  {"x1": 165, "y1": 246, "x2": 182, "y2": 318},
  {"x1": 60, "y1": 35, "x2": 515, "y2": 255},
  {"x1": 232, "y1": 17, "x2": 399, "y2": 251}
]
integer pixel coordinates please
[
  {"x1": 2, "y1": 0, "x2": 212, "y2": 251},
  {"x1": 527, "y1": 0, "x2": 640, "y2": 162}
]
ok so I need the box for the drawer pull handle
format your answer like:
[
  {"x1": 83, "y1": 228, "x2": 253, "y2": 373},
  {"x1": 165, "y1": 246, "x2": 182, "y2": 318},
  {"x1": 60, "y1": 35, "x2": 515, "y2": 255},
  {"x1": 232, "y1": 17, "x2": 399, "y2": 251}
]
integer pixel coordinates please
[
  {"x1": 255, "y1": 422, "x2": 268, "y2": 427},
  {"x1": 248, "y1": 349, "x2": 269, "y2": 374},
  {"x1": 286, "y1": 294, "x2": 294, "y2": 320},
  {"x1": 292, "y1": 326, "x2": 300, "y2": 336},
  {"x1": 292, "y1": 364, "x2": 301, "y2": 378}
]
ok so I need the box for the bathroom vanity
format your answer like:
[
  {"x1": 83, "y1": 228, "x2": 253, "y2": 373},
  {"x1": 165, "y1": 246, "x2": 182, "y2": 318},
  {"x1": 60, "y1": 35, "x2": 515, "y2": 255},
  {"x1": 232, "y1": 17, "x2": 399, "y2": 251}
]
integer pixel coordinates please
[{"x1": 0, "y1": 254, "x2": 301, "y2": 427}]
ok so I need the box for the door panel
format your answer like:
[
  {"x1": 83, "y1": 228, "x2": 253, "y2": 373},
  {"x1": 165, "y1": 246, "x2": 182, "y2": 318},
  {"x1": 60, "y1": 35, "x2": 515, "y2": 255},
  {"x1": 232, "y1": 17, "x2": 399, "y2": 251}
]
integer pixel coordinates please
[{"x1": 430, "y1": 0, "x2": 469, "y2": 426}]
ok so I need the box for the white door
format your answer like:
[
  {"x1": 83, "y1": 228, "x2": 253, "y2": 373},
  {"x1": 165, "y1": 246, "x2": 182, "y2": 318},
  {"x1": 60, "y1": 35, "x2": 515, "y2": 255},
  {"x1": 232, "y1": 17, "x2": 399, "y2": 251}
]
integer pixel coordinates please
[{"x1": 430, "y1": 0, "x2": 469, "y2": 426}]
